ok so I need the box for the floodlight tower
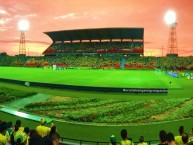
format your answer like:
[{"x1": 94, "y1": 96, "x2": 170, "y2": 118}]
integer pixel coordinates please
[
  {"x1": 164, "y1": 10, "x2": 178, "y2": 56},
  {"x1": 18, "y1": 20, "x2": 29, "y2": 55}
]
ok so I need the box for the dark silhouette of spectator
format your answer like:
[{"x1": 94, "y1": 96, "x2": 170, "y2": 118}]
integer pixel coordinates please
[
  {"x1": 159, "y1": 130, "x2": 168, "y2": 145},
  {"x1": 182, "y1": 133, "x2": 189, "y2": 145},
  {"x1": 179, "y1": 126, "x2": 185, "y2": 135},
  {"x1": 29, "y1": 129, "x2": 37, "y2": 137},
  {"x1": 50, "y1": 133, "x2": 60, "y2": 145},
  {"x1": 29, "y1": 129, "x2": 42, "y2": 145},
  {"x1": 0, "y1": 122, "x2": 8, "y2": 145},
  {"x1": 5, "y1": 121, "x2": 13, "y2": 143},
  {"x1": 167, "y1": 132, "x2": 176, "y2": 145},
  {"x1": 11, "y1": 125, "x2": 25, "y2": 145},
  {"x1": 138, "y1": 136, "x2": 148, "y2": 145},
  {"x1": 49, "y1": 126, "x2": 57, "y2": 137},
  {"x1": 120, "y1": 129, "x2": 134, "y2": 145},
  {"x1": 109, "y1": 134, "x2": 116, "y2": 145},
  {"x1": 10, "y1": 125, "x2": 17, "y2": 145},
  {"x1": 42, "y1": 136, "x2": 53, "y2": 145},
  {"x1": 23, "y1": 127, "x2": 30, "y2": 145},
  {"x1": 189, "y1": 128, "x2": 193, "y2": 142},
  {"x1": 42, "y1": 125, "x2": 60, "y2": 145},
  {"x1": 43, "y1": 132, "x2": 60, "y2": 145},
  {"x1": 7, "y1": 122, "x2": 13, "y2": 136},
  {"x1": 15, "y1": 120, "x2": 24, "y2": 132}
]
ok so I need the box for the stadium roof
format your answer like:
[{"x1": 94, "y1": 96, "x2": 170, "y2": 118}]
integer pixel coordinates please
[{"x1": 44, "y1": 28, "x2": 144, "y2": 42}]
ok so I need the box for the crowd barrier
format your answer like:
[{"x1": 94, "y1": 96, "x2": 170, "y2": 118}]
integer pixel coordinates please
[{"x1": 59, "y1": 137, "x2": 159, "y2": 145}]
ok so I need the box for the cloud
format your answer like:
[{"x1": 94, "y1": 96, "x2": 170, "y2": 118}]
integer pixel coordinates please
[
  {"x1": 0, "y1": 18, "x2": 12, "y2": 25},
  {"x1": 0, "y1": 9, "x2": 8, "y2": 14},
  {"x1": 54, "y1": 13, "x2": 75, "y2": 19},
  {"x1": 0, "y1": 26, "x2": 13, "y2": 31},
  {"x1": 14, "y1": 14, "x2": 37, "y2": 18},
  {"x1": 54, "y1": 12, "x2": 97, "y2": 20},
  {"x1": 10, "y1": 3, "x2": 29, "y2": 12}
]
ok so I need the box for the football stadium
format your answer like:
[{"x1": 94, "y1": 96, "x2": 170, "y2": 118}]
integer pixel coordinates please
[{"x1": 1, "y1": 27, "x2": 193, "y2": 145}]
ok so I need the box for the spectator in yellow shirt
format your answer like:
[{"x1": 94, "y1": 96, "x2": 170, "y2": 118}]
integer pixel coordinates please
[
  {"x1": 0, "y1": 122, "x2": 8, "y2": 145},
  {"x1": 23, "y1": 127, "x2": 30, "y2": 145},
  {"x1": 120, "y1": 129, "x2": 134, "y2": 145},
  {"x1": 175, "y1": 126, "x2": 184, "y2": 145},
  {"x1": 15, "y1": 120, "x2": 24, "y2": 132},
  {"x1": 137, "y1": 136, "x2": 148, "y2": 145},
  {"x1": 36, "y1": 119, "x2": 53, "y2": 138}
]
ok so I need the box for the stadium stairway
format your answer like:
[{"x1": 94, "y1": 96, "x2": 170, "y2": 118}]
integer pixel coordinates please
[{"x1": 120, "y1": 58, "x2": 126, "y2": 69}]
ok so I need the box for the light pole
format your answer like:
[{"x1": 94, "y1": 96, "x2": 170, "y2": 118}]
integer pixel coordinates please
[
  {"x1": 164, "y1": 10, "x2": 178, "y2": 56},
  {"x1": 18, "y1": 20, "x2": 29, "y2": 55}
]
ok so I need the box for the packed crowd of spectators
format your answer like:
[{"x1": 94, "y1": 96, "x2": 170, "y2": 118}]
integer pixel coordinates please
[
  {"x1": 97, "y1": 56, "x2": 121, "y2": 69},
  {"x1": 154, "y1": 57, "x2": 193, "y2": 70},
  {"x1": 109, "y1": 126, "x2": 193, "y2": 145},
  {"x1": 43, "y1": 42, "x2": 143, "y2": 55},
  {"x1": 0, "y1": 54, "x2": 193, "y2": 70},
  {"x1": 25, "y1": 57, "x2": 54, "y2": 67},
  {"x1": 124, "y1": 57, "x2": 156, "y2": 69},
  {"x1": 0, "y1": 56, "x2": 27, "y2": 66},
  {"x1": 1, "y1": 118, "x2": 193, "y2": 145},
  {"x1": 72, "y1": 56, "x2": 98, "y2": 68},
  {"x1": 0, "y1": 119, "x2": 60, "y2": 145}
]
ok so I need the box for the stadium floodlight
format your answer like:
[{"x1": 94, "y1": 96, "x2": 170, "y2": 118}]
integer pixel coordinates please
[
  {"x1": 164, "y1": 10, "x2": 176, "y2": 25},
  {"x1": 18, "y1": 20, "x2": 29, "y2": 55},
  {"x1": 18, "y1": 19, "x2": 29, "y2": 32},
  {"x1": 164, "y1": 10, "x2": 178, "y2": 56}
]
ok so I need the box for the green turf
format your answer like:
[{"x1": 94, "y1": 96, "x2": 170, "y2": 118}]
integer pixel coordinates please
[
  {"x1": 0, "y1": 67, "x2": 193, "y2": 144},
  {"x1": 0, "y1": 82, "x2": 193, "y2": 143},
  {"x1": 0, "y1": 67, "x2": 182, "y2": 89}
]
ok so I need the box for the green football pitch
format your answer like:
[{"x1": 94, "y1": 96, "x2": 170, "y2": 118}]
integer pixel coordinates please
[
  {"x1": 1, "y1": 67, "x2": 193, "y2": 143},
  {"x1": 0, "y1": 67, "x2": 183, "y2": 89}
]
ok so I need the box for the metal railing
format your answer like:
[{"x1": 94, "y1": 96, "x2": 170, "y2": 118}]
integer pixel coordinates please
[{"x1": 60, "y1": 137, "x2": 159, "y2": 145}]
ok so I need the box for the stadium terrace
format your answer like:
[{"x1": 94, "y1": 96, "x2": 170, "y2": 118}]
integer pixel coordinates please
[{"x1": 43, "y1": 28, "x2": 144, "y2": 56}]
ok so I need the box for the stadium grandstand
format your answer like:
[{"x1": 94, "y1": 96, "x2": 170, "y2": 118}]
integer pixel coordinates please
[
  {"x1": 43, "y1": 28, "x2": 144, "y2": 56},
  {"x1": 1, "y1": 27, "x2": 193, "y2": 70}
]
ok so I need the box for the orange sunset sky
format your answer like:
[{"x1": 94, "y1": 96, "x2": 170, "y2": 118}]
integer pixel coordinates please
[{"x1": 0, "y1": 0, "x2": 193, "y2": 56}]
